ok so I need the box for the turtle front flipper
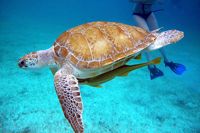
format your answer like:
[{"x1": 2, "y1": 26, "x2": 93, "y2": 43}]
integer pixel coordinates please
[
  {"x1": 54, "y1": 70, "x2": 84, "y2": 133},
  {"x1": 147, "y1": 30, "x2": 184, "y2": 51}
]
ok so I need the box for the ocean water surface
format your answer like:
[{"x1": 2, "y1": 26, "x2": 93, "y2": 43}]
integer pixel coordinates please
[{"x1": 0, "y1": 0, "x2": 200, "y2": 133}]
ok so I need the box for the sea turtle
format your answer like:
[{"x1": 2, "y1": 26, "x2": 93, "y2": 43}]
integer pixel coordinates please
[{"x1": 18, "y1": 21, "x2": 184, "y2": 133}]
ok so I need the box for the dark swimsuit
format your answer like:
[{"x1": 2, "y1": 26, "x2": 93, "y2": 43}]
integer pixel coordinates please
[{"x1": 133, "y1": 3, "x2": 163, "y2": 20}]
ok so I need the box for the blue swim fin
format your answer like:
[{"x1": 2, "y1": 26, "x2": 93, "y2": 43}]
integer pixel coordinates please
[
  {"x1": 164, "y1": 61, "x2": 186, "y2": 75},
  {"x1": 148, "y1": 65, "x2": 164, "y2": 80}
]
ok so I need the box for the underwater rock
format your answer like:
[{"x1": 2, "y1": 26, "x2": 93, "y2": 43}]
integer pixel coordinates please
[
  {"x1": 19, "y1": 127, "x2": 31, "y2": 133},
  {"x1": 18, "y1": 87, "x2": 28, "y2": 96},
  {"x1": 186, "y1": 102, "x2": 198, "y2": 108},
  {"x1": 155, "y1": 115, "x2": 165, "y2": 124},
  {"x1": 98, "y1": 120, "x2": 113, "y2": 132},
  {"x1": 174, "y1": 99, "x2": 197, "y2": 109},
  {"x1": 176, "y1": 99, "x2": 186, "y2": 108},
  {"x1": 128, "y1": 98, "x2": 147, "y2": 107},
  {"x1": 0, "y1": 95, "x2": 14, "y2": 106}
]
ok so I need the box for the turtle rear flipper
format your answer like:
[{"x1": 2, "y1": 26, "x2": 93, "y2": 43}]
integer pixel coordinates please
[{"x1": 147, "y1": 30, "x2": 184, "y2": 51}]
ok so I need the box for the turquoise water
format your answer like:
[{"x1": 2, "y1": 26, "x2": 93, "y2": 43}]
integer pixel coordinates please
[{"x1": 0, "y1": 0, "x2": 200, "y2": 133}]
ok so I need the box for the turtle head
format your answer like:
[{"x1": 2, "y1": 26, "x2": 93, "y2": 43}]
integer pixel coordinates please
[
  {"x1": 18, "y1": 52, "x2": 39, "y2": 68},
  {"x1": 18, "y1": 48, "x2": 56, "y2": 69}
]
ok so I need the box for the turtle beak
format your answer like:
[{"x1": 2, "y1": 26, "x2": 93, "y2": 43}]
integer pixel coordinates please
[{"x1": 18, "y1": 59, "x2": 27, "y2": 68}]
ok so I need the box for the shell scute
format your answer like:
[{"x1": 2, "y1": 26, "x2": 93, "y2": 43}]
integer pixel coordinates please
[
  {"x1": 56, "y1": 32, "x2": 69, "y2": 46},
  {"x1": 88, "y1": 61, "x2": 100, "y2": 68},
  {"x1": 68, "y1": 33, "x2": 91, "y2": 61},
  {"x1": 70, "y1": 55, "x2": 79, "y2": 65},
  {"x1": 60, "y1": 47, "x2": 68, "y2": 58}
]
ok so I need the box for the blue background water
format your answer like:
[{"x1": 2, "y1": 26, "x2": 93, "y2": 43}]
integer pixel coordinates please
[{"x1": 0, "y1": 0, "x2": 200, "y2": 132}]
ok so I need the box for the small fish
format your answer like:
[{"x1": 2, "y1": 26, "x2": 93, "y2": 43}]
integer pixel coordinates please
[{"x1": 79, "y1": 57, "x2": 161, "y2": 88}]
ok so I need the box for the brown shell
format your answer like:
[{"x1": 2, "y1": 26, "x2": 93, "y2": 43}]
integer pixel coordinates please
[{"x1": 53, "y1": 21, "x2": 156, "y2": 69}]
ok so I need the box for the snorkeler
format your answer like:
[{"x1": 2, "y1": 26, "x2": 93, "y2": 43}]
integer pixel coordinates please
[{"x1": 130, "y1": 0, "x2": 186, "y2": 79}]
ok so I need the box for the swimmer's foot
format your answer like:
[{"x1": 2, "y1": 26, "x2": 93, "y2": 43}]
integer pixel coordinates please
[
  {"x1": 148, "y1": 65, "x2": 164, "y2": 80},
  {"x1": 164, "y1": 61, "x2": 186, "y2": 75}
]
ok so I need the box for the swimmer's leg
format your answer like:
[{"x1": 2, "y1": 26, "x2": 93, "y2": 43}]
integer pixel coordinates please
[
  {"x1": 133, "y1": 15, "x2": 149, "y2": 30},
  {"x1": 147, "y1": 13, "x2": 186, "y2": 75},
  {"x1": 134, "y1": 14, "x2": 163, "y2": 79},
  {"x1": 147, "y1": 13, "x2": 167, "y2": 60},
  {"x1": 146, "y1": 13, "x2": 159, "y2": 31}
]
